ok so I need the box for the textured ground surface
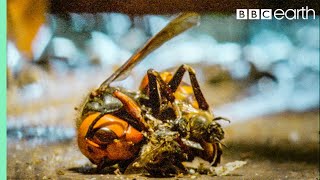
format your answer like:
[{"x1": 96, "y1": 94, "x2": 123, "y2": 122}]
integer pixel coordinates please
[{"x1": 7, "y1": 110, "x2": 319, "y2": 179}]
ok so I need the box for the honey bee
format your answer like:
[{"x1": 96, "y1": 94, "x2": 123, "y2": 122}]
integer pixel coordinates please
[{"x1": 76, "y1": 12, "x2": 225, "y2": 176}]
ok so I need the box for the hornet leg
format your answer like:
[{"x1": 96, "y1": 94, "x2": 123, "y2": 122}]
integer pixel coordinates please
[{"x1": 168, "y1": 64, "x2": 209, "y2": 110}]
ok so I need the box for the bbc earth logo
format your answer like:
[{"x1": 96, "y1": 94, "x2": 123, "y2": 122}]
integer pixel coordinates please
[{"x1": 236, "y1": 6, "x2": 316, "y2": 20}]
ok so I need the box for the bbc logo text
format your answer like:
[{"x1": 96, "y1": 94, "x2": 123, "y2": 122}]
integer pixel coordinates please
[{"x1": 236, "y1": 7, "x2": 316, "y2": 20}]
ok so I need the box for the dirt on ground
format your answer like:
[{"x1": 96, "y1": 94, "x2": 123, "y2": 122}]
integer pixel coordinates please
[{"x1": 7, "y1": 110, "x2": 319, "y2": 179}]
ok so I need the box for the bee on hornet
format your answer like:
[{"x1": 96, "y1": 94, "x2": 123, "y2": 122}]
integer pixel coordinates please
[{"x1": 76, "y1": 12, "x2": 226, "y2": 176}]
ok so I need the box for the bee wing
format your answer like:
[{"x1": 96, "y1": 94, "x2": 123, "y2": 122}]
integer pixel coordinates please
[{"x1": 100, "y1": 12, "x2": 200, "y2": 88}]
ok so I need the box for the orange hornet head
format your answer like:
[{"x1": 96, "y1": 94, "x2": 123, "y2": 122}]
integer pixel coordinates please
[{"x1": 78, "y1": 112, "x2": 144, "y2": 166}]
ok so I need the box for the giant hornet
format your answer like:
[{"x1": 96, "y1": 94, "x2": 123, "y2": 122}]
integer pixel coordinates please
[{"x1": 76, "y1": 12, "x2": 225, "y2": 176}]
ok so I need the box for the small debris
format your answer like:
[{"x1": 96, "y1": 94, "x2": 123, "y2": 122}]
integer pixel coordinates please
[
  {"x1": 183, "y1": 157, "x2": 247, "y2": 176},
  {"x1": 56, "y1": 169, "x2": 65, "y2": 175},
  {"x1": 214, "y1": 161, "x2": 247, "y2": 176},
  {"x1": 114, "y1": 168, "x2": 122, "y2": 175},
  {"x1": 190, "y1": 175, "x2": 197, "y2": 179},
  {"x1": 182, "y1": 157, "x2": 211, "y2": 170},
  {"x1": 176, "y1": 173, "x2": 184, "y2": 178},
  {"x1": 189, "y1": 169, "x2": 195, "y2": 174}
]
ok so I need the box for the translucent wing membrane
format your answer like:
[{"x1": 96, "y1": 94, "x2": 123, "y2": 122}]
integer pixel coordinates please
[{"x1": 100, "y1": 12, "x2": 200, "y2": 88}]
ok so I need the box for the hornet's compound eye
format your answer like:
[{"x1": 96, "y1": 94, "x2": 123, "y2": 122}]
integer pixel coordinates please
[{"x1": 93, "y1": 127, "x2": 118, "y2": 145}]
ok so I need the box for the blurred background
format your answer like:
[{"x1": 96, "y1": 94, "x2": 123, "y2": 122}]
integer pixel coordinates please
[{"x1": 7, "y1": 1, "x2": 319, "y2": 179}]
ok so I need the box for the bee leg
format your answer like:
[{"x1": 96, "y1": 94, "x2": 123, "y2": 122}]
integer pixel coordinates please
[
  {"x1": 174, "y1": 160, "x2": 188, "y2": 174},
  {"x1": 113, "y1": 90, "x2": 148, "y2": 130},
  {"x1": 198, "y1": 140, "x2": 222, "y2": 166},
  {"x1": 213, "y1": 116, "x2": 231, "y2": 123},
  {"x1": 211, "y1": 143, "x2": 222, "y2": 166},
  {"x1": 147, "y1": 69, "x2": 177, "y2": 115},
  {"x1": 168, "y1": 64, "x2": 209, "y2": 110}
]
